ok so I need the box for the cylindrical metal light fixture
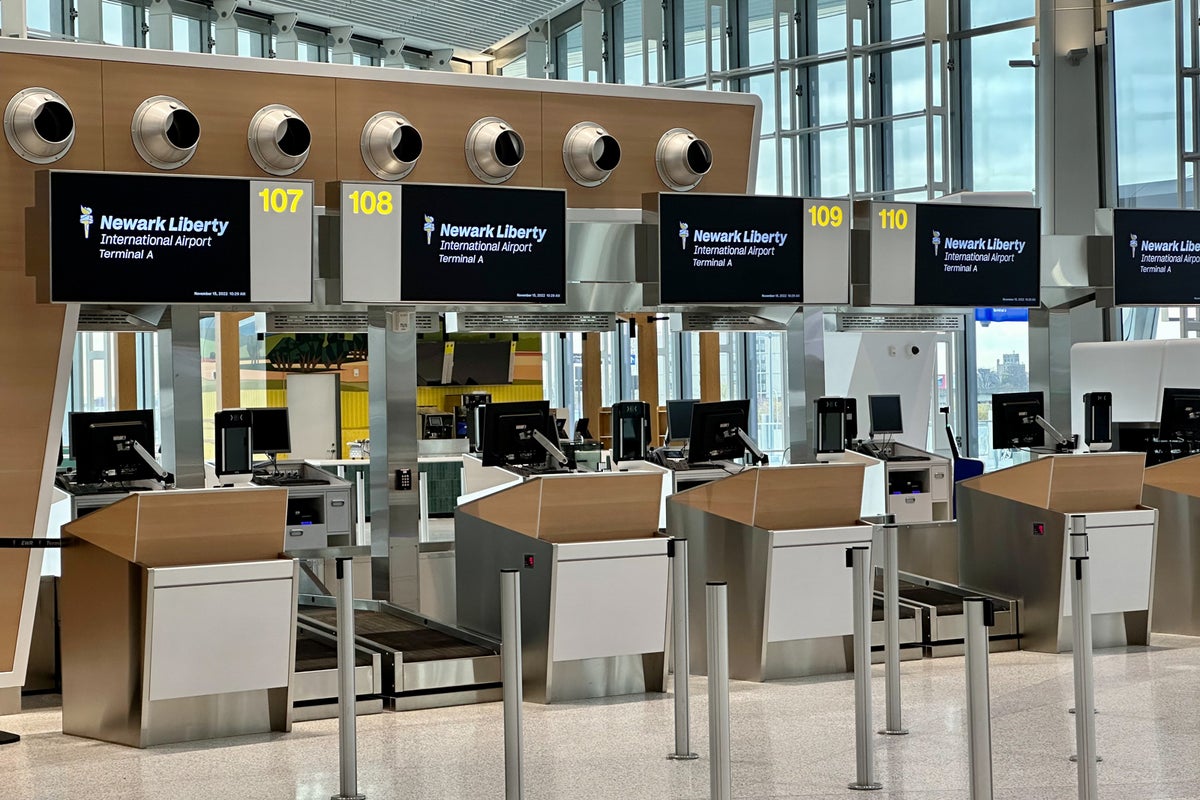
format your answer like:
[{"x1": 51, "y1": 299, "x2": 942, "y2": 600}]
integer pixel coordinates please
[
  {"x1": 563, "y1": 121, "x2": 621, "y2": 187},
  {"x1": 4, "y1": 87, "x2": 75, "y2": 164},
  {"x1": 656, "y1": 127, "x2": 712, "y2": 191},
  {"x1": 247, "y1": 103, "x2": 311, "y2": 176},
  {"x1": 361, "y1": 111, "x2": 423, "y2": 181},
  {"x1": 465, "y1": 116, "x2": 525, "y2": 184},
  {"x1": 131, "y1": 95, "x2": 200, "y2": 170}
]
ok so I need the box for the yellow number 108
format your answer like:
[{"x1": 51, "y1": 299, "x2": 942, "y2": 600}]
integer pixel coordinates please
[{"x1": 348, "y1": 190, "x2": 394, "y2": 216}]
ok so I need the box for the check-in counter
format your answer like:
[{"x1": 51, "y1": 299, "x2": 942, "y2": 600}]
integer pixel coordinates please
[
  {"x1": 455, "y1": 472, "x2": 669, "y2": 703},
  {"x1": 1142, "y1": 454, "x2": 1200, "y2": 636},
  {"x1": 958, "y1": 453, "x2": 1155, "y2": 653},
  {"x1": 59, "y1": 488, "x2": 299, "y2": 747},
  {"x1": 667, "y1": 463, "x2": 873, "y2": 681}
]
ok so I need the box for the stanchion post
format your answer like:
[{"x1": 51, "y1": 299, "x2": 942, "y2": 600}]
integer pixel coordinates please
[
  {"x1": 501, "y1": 569, "x2": 525, "y2": 800},
  {"x1": 964, "y1": 597, "x2": 995, "y2": 800},
  {"x1": 1069, "y1": 517, "x2": 1099, "y2": 799},
  {"x1": 355, "y1": 470, "x2": 367, "y2": 547},
  {"x1": 333, "y1": 556, "x2": 365, "y2": 800},
  {"x1": 706, "y1": 582, "x2": 731, "y2": 800},
  {"x1": 879, "y1": 522, "x2": 907, "y2": 736},
  {"x1": 668, "y1": 538, "x2": 699, "y2": 761},
  {"x1": 847, "y1": 546, "x2": 882, "y2": 791}
]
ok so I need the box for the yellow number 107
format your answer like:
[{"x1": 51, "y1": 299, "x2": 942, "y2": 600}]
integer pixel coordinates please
[
  {"x1": 259, "y1": 187, "x2": 305, "y2": 213},
  {"x1": 807, "y1": 205, "x2": 843, "y2": 228}
]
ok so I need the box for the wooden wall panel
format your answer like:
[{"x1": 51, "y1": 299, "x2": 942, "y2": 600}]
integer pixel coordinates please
[
  {"x1": 0, "y1": 54, "x2": 106, "y2": 273},
  {"x1": 100, "y1": 61, "x2": 338, "y2": 182},
  {"x1": 541, "y1": 94, "x2": 757, "y2": 207},
  {"x1": 335, "y1": 79, "x2": 544, "y2": 187},
  {"x1": 700, "y1": 332, "x2": 721, "y2": 402}
]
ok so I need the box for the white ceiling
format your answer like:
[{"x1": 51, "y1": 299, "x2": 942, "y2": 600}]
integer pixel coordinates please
[{"x1": 258, "y1": 0, "x2": 562, "y2": 55}]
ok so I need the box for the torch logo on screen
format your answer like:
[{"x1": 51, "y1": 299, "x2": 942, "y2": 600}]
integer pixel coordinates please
[
  {"x1": 424, "y1": 214, "x2": 435, "y2": 245},
  {"x1": 1130, "y1": 233, "x2": 1138, "y2": 258},
  {"x1": 679, "y1": 221, "x2": 689, "y2": 251},
  {"x1": 931, "y1": 230, "x2": 941, "y2": 256},
  {"x1": 79, "y1": 206, "x2": 94, "y2": 239}
]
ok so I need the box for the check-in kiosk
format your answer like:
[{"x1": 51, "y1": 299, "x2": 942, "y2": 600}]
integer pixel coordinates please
[
  {"x1": 455, "y1": 472, "x2": 669, "y2": 703},
  {"x1": 667, "y1": 463, "x2": 873, "y2": 681},
  {"x1": 957, "y1": 453, "x2": 1155, "y2": 653},
  {"x1": 59, "y1": 488, "x2": 299, "y2": 747},
  {"x1": 1142, "y1": 454, "x2": 1200, "y2": 635}
]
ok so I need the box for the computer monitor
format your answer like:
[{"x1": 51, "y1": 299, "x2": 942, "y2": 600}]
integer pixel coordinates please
[
  {"x1": 666, "y1": 399, "x2": 699, "y2": 443},
  {"x1": 1159, "y1": 388, "x2": 1200, "y2": 441},
  {"x1": 991, "y1": 391, "x2": 1045, "y2": 449},
  {"x1": 70, "y1": 409, "x2": 157, "y2": 485},
  {"x1": 248, "y1": 408, "x2": 291, "y2": 455},
  {"x1": 687, "y1": 400, "x2": 752, "y2": 464},
  {"x1": 868, "y1": 395, "x2": 903, "y2": 437},
  {"x1": 481, "y1": 401, "x2": 559, "y2": 469}
]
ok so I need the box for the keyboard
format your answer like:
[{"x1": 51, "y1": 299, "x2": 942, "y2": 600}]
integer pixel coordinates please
[
  {"x1": 886, "y1": 455, "x2": 926, "y2": 463},
  {"x1": 252, "y1": 474, "x2": 328, "y2": 487}
]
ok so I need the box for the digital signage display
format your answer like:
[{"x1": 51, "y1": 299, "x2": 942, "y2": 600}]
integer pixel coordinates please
[
  {"x1": 1112, "y1": 208, "x2": 1200, "y2": 306},
  {"x1": 911, "y1": 204, "x2": 1041, "y2": 307},
  {"x1": 339, "y1": 182, "x2": 566, "y2": 305},
  {"x1": 654, "y1": 193, "x2": 850, "y2": 305},
  {"x1": 47, "y1": 171, "x2": 313, "y2": 305},
  {"x1": 870, "y1": 202, "x2": 1040, "y2": 307}
]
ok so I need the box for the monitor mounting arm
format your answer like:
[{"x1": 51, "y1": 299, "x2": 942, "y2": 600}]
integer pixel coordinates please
[
  {"x1": 532, "y1": 429, "x2": 570, "y2": 468},
  {"x1": 123, "y1": 439, "x2": 175, "y2": 485},
  {"x1": 737, "y1": 427, "x2": 770, "y2": 466},
  {"x1": 1035, "y1": 415, "x2": 1078, "y2": 453}
]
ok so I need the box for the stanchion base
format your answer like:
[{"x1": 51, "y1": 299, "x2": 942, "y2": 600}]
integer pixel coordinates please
[
  {"x1": 848, "y1": 782, "x2": 883, "y2": 791},
  {"x1": 331, "y1": 794, "x2": 366, "y2": 800},
  {"x1": 1068, "y1": 755, "x2": 1102, "y2": 763},
  {"x1": 666, "y1": 752, "x2": 700, "y2": 761},
  {"x1": 1068, "y1": 708, "x2": 1099, "y2": 714},
  {"x1": 878, "y1": 729, "x2": 909, "y2": 736},
  {"x1": 0, "y1": 731, "x2": 19, "y2": 745}
]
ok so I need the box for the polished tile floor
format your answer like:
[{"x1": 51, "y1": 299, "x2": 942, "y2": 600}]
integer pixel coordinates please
[{"x1": 4, "y1": 635, "x2": 1200, "y2": 799}]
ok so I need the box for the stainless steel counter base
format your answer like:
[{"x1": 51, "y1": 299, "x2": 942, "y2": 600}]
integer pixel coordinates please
[
  {"x1": 958, "y1": 485, "x2": 1156, "y2": 654},
  {"x1": 456, "y1": 514, "x2": 669, "y2": 704},
  {"x1": 1144, "y1": 484, "x2": 1200, "y2": 637},
  {"x1": 670, "y1": 502, "x2": 875, "y2": 681}
]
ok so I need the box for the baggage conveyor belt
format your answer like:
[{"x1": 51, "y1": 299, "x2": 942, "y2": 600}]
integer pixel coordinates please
[
  {"x1": 297, "y1": 597, "x2": 502, "y2": 711},
  {"x1": 875, "y1": 572, "x2": 1020, "y2": 658}
]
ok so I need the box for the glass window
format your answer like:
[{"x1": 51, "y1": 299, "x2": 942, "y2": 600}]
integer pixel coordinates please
[
  {"x1": 298, "y1": 41, "x2": 325, "y2": 62},
  {"x1": 961, "y1": 0, "x2": 1035, "y2": 28},
  {"x1": 238, "y1": 28, "x2": 266, "y2": 57},
  {"x1": 813, "y1": 60, "x2": 849, "y2": 125},
  {"x1": 102, "y1": 0, "x2": 137, "y2": 45},
  {"x1": 881, "y1": 45, "x2": 926, "y2": 116},
  {"x1": 962, "y1": 26, "x2": 1036, "y2": 192},
  {"x1": 555, "y1": 24, "x2": 584, "y2": 81},
  {"x1": 884, "y1": 115, "x2": 927, "y2": 192},
  {"x1": 974, "y1": 318, "x2": 1031, "y2": 471},
  {"x1": 816, "y1": 127, "x2": 851, "y2": 196},
  {"x1": 26, "y1": 0, "x2": 61, "y2": 34},
  {"x1": 813, "y1": 0, "x2": 848, "y2": 55},
  {"x1": 618, "y1": 0, "x2": 646, "y2": 85},
  {"x1": 880, "y1": 0, "x2": 924, "y2": 41},
  {"x1": 678, "y1": 0, "x2": 718, "y2": 79},
  {"x1": 171, "y1": 15, "x2": 204, "y2": 52},
  {"x1": 746, "y1": 0, "x2": 777, "y2": 66},
  {"x1": 500, "y1": 55, "x2": 528, "y2": 77},
  {"x1": 747, "y1": 331, "x2": 788, "y2": 462},
  {"x1": 1112, "y1": 1, "x2": 1180, "y2": 207}
]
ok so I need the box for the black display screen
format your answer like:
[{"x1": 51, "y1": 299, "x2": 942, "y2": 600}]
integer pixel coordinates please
[
  {"x1": 50, "y1": 171, "x2": 252, "y2": 303},
  {"x1": 912, "y1": 204, "x2": 1040, "y2": 307},
  {"x1": 1112, "y1": 209, "x2": 1200, "y2": 305},
  {"x1": 657, "y1": 193, "x2": 804, "y2": 304},
  {"x1": 398, "y1": 184, "x2": 566, "y2": 304}
]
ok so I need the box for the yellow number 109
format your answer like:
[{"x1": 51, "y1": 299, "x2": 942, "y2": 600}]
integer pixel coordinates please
[
  {"x1": 348, "y1": 190, "x2": 394, "y2": 216},
  {"x1": 259, "y1": 187, "x2": 305, "y2": 213},
  {"x1": 807, "y1": 205, "x2": 843, "y2": 228}
]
